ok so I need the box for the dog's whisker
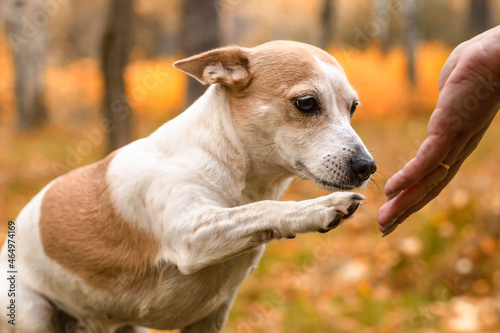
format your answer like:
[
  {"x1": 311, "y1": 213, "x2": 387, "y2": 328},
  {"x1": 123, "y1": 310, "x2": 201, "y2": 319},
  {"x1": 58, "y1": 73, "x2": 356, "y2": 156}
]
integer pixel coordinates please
[
  {"x1": 268, "y1": 147, "x2": 280, "y2": 165},
  {"x1": 263, "y1": 146, "x2": 279, "y2": 165},
  {"x1": 293, "y1": 172, "x2": 309, "y2": 184},
  {"x1": 352, "y1": 80, "x2": 372, "y2": 90},
  {"x1": 251, "y1": 142, "x2": 277, "y2": 149},
  {"x1": 368, "y1": 178, "x2": 381, "y2": 197},
  {"x1": 313, "y1": 168, "x2": 329, "y2": 196},
  {"x1": 365, "y1": 183, "x2": 375, "y2": 200},
  {"x1": 372, "y1": 171, "x2": 387, "y2": 181},
  {"x1": 316, "y1": 169, "x2": 327, "y2": 186},
  {"x1": 292, "y1": 167, "x2": 314, "y2": 185},
  {"x1": 292, "y1": 175, "x2": 305, "y2": 185}
]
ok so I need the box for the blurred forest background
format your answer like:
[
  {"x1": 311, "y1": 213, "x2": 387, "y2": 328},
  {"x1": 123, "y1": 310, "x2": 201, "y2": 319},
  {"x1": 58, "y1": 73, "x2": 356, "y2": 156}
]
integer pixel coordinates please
[{"x1": 1, "y1": 0, "x2": 500, "y2": 332}]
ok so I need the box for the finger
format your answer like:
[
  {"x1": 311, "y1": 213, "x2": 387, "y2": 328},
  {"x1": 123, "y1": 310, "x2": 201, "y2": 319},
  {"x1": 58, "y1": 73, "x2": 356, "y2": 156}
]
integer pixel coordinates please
[
  {"x1": 384, "y1": 132, "x2": 453, "y2": 197},
  {"x1": 455, "y1": 127, "x2": 490, "y2": 161},
  {"x1": 378, "y1": 130, "x2": 473, "y2": 228},
  {"x1": 381, "y1": 123, "x2": 481, "y2": 226},
  {"x1": 378, "y1": 164, "x2": 449, "y2": 227},
  {"x1": 388, "y1": 130, "x2": 481, "y2": 227},
  {"x1": 391, "y1": 159, "x2": 464, "y2": 226},
  {"x1": 378, "y1": 130, "x2": 476, "y2": 229}
]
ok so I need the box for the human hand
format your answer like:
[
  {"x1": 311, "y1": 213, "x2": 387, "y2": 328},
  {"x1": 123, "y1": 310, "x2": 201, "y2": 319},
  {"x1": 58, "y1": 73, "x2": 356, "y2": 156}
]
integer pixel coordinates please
[{"x1": 378, "y1": 26, "x2": 500, "y2": 236}]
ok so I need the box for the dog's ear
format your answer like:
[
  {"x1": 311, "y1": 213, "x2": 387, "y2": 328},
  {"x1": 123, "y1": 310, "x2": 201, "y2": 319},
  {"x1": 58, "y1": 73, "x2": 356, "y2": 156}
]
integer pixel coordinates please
[{"x1": 174, "y1": 46, "x2": 251, "y2": 89}]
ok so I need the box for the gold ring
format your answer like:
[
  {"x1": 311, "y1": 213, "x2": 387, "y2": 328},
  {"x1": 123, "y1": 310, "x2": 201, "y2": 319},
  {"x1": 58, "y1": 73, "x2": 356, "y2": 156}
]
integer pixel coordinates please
[{"x1": 439, "y1": 161, "x2": 450, "y2": 170}]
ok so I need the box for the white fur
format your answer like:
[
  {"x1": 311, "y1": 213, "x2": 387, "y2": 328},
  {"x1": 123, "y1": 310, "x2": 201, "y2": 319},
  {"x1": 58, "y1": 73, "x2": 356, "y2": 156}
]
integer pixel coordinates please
[{"x1": 0, "y1": 42, "x2": 374, "y2": 332}]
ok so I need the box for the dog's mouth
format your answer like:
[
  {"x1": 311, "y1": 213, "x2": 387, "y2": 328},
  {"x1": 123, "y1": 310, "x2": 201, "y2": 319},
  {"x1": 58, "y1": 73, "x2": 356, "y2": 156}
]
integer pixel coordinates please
[
  {"x1": 316, "y1": 178, "x2": 355, "y2": 191},
  {"x1": 295, "y1": 161, "x2": 356, "y2": 191}
]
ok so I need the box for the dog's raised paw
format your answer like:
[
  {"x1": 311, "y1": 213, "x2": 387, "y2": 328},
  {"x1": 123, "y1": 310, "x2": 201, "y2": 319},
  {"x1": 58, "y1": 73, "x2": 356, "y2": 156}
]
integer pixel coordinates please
[
  {"x1": 344, "y1": 202, "x2": 360, "y2": 219},
  {"x1": 327, "y1": 214, "x2": 342, "y2": 229},
  {"x1": 350, "y1": 193, "x2": 365, "y2": 201},
  {"x1": 315, "y1": 191, "x2": 365, "y2": 234}
]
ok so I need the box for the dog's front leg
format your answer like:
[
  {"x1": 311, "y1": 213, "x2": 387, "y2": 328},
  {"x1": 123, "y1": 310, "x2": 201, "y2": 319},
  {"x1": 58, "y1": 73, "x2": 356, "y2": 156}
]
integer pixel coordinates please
[{"x1": 177, "y1": 192, "x2": 364, "y2": 274}]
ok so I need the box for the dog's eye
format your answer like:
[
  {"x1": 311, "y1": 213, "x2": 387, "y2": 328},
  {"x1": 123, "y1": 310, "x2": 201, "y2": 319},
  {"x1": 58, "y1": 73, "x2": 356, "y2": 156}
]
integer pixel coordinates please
[
  {"x1": 350, "y1": 101, "x2": 360, "y2": 117},
  {"x1": 294, "y1": 96, "x2": 319, "y2": 113}
]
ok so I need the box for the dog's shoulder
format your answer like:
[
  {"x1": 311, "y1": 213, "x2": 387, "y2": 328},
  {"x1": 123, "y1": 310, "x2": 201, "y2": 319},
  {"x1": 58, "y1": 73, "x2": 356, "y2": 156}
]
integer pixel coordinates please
[{"x1": 39, "y1": 151, "x2": 161, "y2": 290}]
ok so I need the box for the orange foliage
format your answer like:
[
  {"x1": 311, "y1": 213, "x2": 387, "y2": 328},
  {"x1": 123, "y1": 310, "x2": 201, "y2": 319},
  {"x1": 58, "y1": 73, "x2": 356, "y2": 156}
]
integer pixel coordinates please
[
  {"x1": 45, "y1": 58, "x2": 103, "y2": 122},
  {"x1": 44, "y1": 57, "x2": 187, "y2": 124},
  {"x1": 0, "y1": 44, "x2": 186, "y2": 127},
  {"x1": 0, "y1": 31, "x2": 15, "y2": 124},
  {"x1": 0, "y1": 32, "x2": 450, "y2": 127},
  {"x1": 125, "y1": 58, "x2": 187, "y2": 123},
  {"x1": 332, "y1": 42, "x2": 451, "y2": 119}
]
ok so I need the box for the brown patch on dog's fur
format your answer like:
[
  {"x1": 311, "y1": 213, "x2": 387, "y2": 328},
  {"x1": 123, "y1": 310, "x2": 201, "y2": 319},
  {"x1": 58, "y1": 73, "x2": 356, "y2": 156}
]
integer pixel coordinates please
[
  {"x1": 174, "y1": 41, "x2": 346, "y2": 138},
  {"x1": 228, "y1": 41, "x2": 340, "y2": 134},
  {"x1": 174, "y1": 46, "x2": 252, "y2": 89},
  {"x1": 40, "y1": 152, "x2": 161, "y2": 290}
]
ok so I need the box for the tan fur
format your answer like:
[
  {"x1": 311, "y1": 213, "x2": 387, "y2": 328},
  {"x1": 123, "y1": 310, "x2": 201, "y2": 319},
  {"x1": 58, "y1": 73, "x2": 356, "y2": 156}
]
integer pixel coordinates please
[
  {"x1": 229, "y1": 42, "x2": 340, "y2": 136},
  {"x1": 1, "y1": 41, "x2": 372, "y2": 332},
  {"x1": 39, "y1": 152, "x2": 161, "y2": 290},
  {"x1": 176, "y1": 41, "x2": 346, "y2": 138},
  {"x1": 173, "y1": 46, "x2": 251, "y2": 89}
]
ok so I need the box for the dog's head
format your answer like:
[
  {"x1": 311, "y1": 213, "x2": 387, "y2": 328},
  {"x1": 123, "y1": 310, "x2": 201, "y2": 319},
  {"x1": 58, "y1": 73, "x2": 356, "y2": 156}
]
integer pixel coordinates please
[{"x1": 174, "y1": 41, "x2": 376, "y2": 191}]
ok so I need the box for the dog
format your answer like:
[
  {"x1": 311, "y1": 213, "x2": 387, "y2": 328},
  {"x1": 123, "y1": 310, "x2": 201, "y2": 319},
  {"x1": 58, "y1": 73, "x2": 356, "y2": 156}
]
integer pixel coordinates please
[{"x1": 0, "y1": 41, "x2": 376, "y2": 332}]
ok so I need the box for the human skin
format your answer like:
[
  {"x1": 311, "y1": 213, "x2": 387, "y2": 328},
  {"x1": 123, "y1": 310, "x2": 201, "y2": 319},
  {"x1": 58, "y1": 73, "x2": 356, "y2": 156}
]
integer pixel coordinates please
[{"x1": 378, "y1": 25, "x2": 500, "y2": 236}]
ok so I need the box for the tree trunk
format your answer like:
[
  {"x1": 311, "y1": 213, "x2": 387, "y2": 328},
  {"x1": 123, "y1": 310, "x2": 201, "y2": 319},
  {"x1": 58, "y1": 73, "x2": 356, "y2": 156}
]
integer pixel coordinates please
[
  {"x1": 181, "y1": 0, "x2": 221, "y2": 105},
  {"x1": 373, "y1": 0, "x2": 391, "y2": 53},
  {"x1": 4, "y1": 0, "x2": 47, "y2": 130},
  {"x1": 218, "y1": 0, "x2": 235, "y2": 45},
  {"x1": 403, "y1": 0, "x2": 417, "y2": 87},
  {"x1": 101, "y1": 0, "x2": 133, "y2": 152},
  {"x1": 469, "y1": 0, "x2": 491, "y2": 37},
  {"x1": 320, "y1": 0, "x2": 335, "y2": 49}
]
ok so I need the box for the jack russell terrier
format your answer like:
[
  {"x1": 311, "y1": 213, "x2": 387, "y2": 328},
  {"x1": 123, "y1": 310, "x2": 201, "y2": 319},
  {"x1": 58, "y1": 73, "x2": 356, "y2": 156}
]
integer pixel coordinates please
[{"x1": 0, "y1": 41, "x2": 376, "y2": 333}]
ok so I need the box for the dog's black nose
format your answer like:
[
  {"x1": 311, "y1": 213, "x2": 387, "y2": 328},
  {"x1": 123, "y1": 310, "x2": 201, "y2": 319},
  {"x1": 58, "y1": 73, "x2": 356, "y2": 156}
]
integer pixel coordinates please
[{"x1": 351, "y1": 157, "x2": 377, "y2": 181}]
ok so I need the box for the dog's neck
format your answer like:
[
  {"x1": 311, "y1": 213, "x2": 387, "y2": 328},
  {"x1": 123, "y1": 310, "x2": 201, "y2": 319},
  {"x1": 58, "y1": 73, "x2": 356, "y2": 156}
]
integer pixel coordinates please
[{"x1": 150, "y1": 85, "x2": 293, "y2": 204}]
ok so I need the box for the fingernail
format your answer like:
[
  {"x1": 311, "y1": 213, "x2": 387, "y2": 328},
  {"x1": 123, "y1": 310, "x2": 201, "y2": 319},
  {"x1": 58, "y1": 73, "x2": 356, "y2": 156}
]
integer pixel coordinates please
[
  {"x1": 381, "y1": 217, "x2": 398, "y2": 232},
  {"x1": 386, "y1": 190, "x2": 401, "y2": 202},
  {"x1": 382, "y1": 223, "x2": 398, "y2": 238}
]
